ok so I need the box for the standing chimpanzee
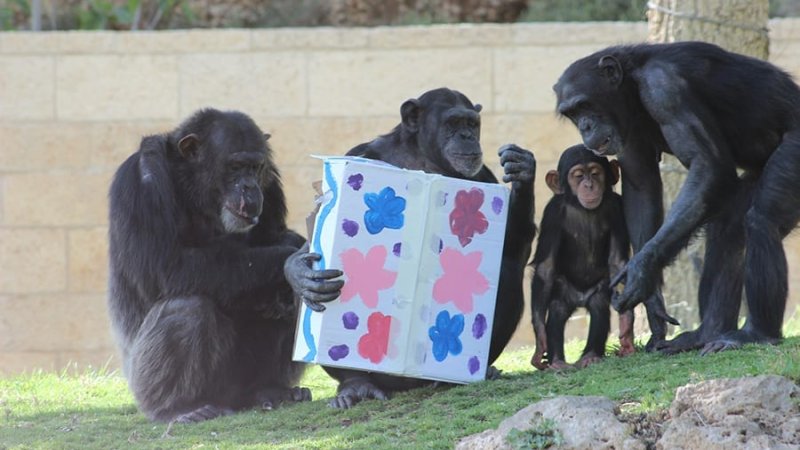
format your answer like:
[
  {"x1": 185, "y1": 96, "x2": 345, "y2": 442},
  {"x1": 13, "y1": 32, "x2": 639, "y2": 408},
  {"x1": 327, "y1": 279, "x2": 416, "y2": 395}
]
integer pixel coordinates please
[
  {"x1": 530, "y1": 144, "x2": 634, "y2": 370},
  {"x1": 285, "y1": 87, "x2": 536, "y2": 408},
  {"x1": 108, "y1": 108, "x2": 311, "y2": 423},
  {"x1": 554, "y1": 41, "x2": 800, "y2": 355}
]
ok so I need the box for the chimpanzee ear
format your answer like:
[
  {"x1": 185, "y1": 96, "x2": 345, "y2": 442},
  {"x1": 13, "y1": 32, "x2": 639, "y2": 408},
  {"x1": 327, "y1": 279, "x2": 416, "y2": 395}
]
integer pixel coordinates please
[
  {"x1": 609, "y1": 159, "x2": 621, "y2": 185},
  {"x1": 264, "y1": 132, "x2": 272, "y2": 142},
  {"x1": 474, "y1": 103, "x2": 483, "y2": 113},
  {"x1": 545, "y1": 170, "x2": 562, "y2": 194},
  {"x1": 400, "y1": 99, "x2": 421, "y2": 133},
  {"x1": 177, "y1": 134, "x2": 200, "y2": 159},
  {"x1": 598, "y1": 55, "x2": 623, "y2": 87}
]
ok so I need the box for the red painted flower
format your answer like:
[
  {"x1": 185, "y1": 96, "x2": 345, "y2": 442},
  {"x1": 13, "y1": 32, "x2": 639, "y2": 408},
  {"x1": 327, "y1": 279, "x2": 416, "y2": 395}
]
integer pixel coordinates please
[
  {"x1": 358, "y1": 312, "x2": 393, "y2": 364},
  {"x1": 449, "y1": 188, "x2": 488, "y2": 247},
  {"x1": 340, "y1": 245, "x2": 398, "y2": 308}
]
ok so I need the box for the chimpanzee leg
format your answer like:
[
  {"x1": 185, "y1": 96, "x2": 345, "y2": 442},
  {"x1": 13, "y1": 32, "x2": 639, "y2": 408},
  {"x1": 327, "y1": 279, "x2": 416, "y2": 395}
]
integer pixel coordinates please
[
  {"x1": 128, "y1": 297, "x2": 236, "y2": 423},
  {"x1": 702, "y1": 134, "x2": 800, "y2": 353},
  {"x1": 658, "y1": 178, "x2": 753, "y2": 354},
  {"x1": 236, "y1": 315, "x2": 308, "y2": 410},
  {"x1": 545, "y1": 299, "x2": 575, "y2": 369},
  {"x1": 616, "y1": 309, "x2": 635, "y2": 357},
  {"x1": 576, "y1": 293, "x2": 610, "y2": 368}
]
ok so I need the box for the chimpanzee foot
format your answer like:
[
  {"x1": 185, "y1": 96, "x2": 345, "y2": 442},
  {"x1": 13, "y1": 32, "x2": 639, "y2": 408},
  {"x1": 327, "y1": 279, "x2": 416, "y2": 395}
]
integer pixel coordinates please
[
  {"x1": 699, "y1": 329, "x2": 781, "y2": 356},
  {"x1": 575, "y1": 351, "x2": 603, "y2": 369},
  {"x1": 258, "y1": 386, "x2": 312, "y2": 410},
  {"x1": 644, "y1": 333, "x2": 667, "y2": 353},
  {"x1": 530, "y1": 348, "x2": 548, "y2": 371},
  {"x1": 486, "y1": 365, "x2": 503, "y2": 380},
  {"x1": 548, "y1": 359, "x2": 573, "y2": 371},
  {"x1": 655, "y1": 330, "x2": 706, "y2": 355},
  {"x1": 173, "y1": 404, "x2": 233, "y2": 423},
  {"x1": 616, "y1": 340, "x2": 636, "y2": 357},
  {"x1": 329, "y1": 378, "x2": 388, "y2": 409}
]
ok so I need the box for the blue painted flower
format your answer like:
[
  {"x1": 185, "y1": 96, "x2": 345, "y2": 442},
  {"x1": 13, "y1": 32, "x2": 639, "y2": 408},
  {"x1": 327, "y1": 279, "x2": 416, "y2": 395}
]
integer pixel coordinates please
[
  {"x1": 363, "y1": 187, "x2": 406, "y2": 234},
  {"x1": 428, "y1": 310, "x2": 465, "y2": 362}
]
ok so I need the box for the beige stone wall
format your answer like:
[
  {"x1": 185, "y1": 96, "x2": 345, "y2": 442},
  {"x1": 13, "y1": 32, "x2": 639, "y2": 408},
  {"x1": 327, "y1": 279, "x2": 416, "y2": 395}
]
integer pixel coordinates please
[{"x1": 2, "y1": 20, "x2": 800, "y2": 374}]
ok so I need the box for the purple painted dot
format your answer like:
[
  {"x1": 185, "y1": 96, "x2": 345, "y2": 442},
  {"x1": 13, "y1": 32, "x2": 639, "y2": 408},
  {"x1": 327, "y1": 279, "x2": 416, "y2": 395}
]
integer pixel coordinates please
[
  {"x1": 342, "y1": 219, "x2": 359, "y2": 237},
  {"x1": 492, "y1": 196, "x2": 504, "y2": 214},
  {"x1": 347, "y1": 173, "x2": 364, "y2": 191},
  {"x1": 393, "y1": 242, "x2": 402, "y2": 257},
  {"x1": 342, "y1": 311, "x2": 359, "y2": 330},
  {"x1": 442, "y1": 192, "x2": 449, "y2": 206},
  {"x1": 468, "y1": 356, "x2": 480, "y2": 375},
  {"x1": 329, "y1": 344, "x2": 349, "y2": 361},
  {"x1": 438, "y1": 239, "x2": 443, "y2": 254},
  {"x1": 472, "y1": 314, "x2": 487, "y2": 339}
]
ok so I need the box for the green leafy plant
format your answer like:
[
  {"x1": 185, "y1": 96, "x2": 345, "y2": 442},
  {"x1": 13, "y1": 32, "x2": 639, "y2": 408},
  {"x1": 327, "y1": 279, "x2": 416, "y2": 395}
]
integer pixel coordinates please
[{"x1": 506, "y1": 414, "x2": 565, "y2": 449}]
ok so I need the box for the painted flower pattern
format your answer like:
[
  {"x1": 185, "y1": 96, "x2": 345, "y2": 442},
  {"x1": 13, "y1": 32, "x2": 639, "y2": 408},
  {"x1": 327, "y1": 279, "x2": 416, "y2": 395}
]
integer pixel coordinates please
[
  {"x1": 468, "y1": 356, "x2": 480, "y2": 375},
  {"x1": 449, "y1": 188, "x2": 488, "y2": 247},
  {"x1": 328, "y1": 344, "x2": 349, "y2": 361},
  {"x1": 340, "y1": 245, "x2": 398, "y2": 308},
  {"x1": 433, "y1": 247, "x2": 490, "y2": 313},
  {"x1": 428, "y1": 310, "x2": 465, "y2": 362},
  {"x1": 358, "y1": 312, "x2": 393, "y2": 364},
  {"x1": 364, "y1": 187, "x2": 406, "y2": 234}
]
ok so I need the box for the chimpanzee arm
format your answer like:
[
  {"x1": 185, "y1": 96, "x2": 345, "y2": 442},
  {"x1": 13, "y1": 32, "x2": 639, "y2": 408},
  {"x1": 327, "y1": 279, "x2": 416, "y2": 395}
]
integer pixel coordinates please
[
  {"x1": 529, "y1": 198, "x2": 561, "y2": 369},
  {"x1": 606, "y1": 194, "x2": 630, "y2": 276},
  {"x1": 614, "y1": 64, "x2": 738, "y2": 310}
]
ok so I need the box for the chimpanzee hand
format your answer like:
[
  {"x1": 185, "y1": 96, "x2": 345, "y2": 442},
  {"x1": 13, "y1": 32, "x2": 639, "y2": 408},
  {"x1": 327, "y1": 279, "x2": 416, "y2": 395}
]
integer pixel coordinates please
[
  {"x1": 498, "y1": 144, "x2": 536, "y2": 190},
  {"x1": 611, "y1": 249, "x2": 658, "y2": 312},
  {"x1": 284, "y1": 243, "x2": 344, "y2": 312}
]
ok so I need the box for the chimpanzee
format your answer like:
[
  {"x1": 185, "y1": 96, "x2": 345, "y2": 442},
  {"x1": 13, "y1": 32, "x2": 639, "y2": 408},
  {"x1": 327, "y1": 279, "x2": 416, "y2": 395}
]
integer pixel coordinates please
[
  {"x1": 108, "y1": 108, "x2": 311, "y2": 423},
  {"x1": 530, "y1": 144, "x2": 634, "y2": 370},
  {"x1": 284, "y1": 87, "x2": 536, "y2": 408},
  {"x1": 554, "y1": 41, "x2": 799, "y2": 355}
]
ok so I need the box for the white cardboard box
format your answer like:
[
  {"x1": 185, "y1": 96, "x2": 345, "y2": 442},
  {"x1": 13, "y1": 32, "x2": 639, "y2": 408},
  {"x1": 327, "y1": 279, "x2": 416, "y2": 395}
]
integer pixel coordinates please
[{"x1": 293, "y1": 156, "x2": 509, "y2": 384}]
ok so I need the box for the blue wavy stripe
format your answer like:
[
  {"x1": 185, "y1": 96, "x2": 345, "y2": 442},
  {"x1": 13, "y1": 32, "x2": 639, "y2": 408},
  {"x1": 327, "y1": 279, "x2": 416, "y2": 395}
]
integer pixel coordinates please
[{"x1": 302, "y1": 161, "x2": 339, "y2": 362}]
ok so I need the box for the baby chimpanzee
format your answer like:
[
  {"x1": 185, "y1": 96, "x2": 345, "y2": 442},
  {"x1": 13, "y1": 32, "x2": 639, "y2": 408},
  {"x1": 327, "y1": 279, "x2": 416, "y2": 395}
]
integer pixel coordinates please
[{"x1": 530, "y1": 144, "x2": 634, "y2": 370}]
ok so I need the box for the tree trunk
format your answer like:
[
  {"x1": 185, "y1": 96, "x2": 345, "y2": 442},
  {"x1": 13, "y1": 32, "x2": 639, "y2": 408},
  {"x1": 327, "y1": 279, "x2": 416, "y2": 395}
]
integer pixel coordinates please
[{"x1": 646, "y1": 0, "x2": 769, "y2": 328}]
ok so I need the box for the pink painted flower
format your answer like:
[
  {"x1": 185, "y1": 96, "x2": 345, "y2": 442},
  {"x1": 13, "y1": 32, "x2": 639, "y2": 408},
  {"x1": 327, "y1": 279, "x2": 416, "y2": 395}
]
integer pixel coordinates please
[
  {"x1": 432, "y1": 247, "x2": 489, "y2": 313},
  {"x1": 449, "y1": 188, "x2": 488, "y2": 247},
  {"x1": 340, "y1": 245, "x2": 397, "y2": 308}
]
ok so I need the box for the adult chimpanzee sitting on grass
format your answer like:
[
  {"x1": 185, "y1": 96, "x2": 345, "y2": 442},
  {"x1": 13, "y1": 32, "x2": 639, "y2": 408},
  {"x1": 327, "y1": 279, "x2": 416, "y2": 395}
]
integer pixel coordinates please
[
  {"x1": 284, "y1": 88, "x2": 537, "y2": 408},
  {"x1": 108, "y1": 109, "x2": 310, "y2": 423}
]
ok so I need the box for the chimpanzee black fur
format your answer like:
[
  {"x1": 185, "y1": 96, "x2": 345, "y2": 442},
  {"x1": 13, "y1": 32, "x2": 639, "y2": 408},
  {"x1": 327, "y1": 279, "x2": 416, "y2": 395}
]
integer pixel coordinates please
[
  {"x1": 530, "y1": 144, "x2": 635, "y2": 370},
  {"x1": 555, "y1": 41, "x2": 797, "y2": 354},
  {"x1": 284, "y1": 88, "x2": 536, "y2": 408},
  {"x1": 108, "y1": 108, "x2": 310, "y2": 423}
]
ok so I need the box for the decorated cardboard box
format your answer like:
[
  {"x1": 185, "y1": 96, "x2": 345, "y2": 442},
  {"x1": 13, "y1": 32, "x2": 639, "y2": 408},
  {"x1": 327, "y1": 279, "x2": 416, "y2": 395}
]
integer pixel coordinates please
[{"x1": 293, "y1": 156, "x2": 509, "y2": 384}]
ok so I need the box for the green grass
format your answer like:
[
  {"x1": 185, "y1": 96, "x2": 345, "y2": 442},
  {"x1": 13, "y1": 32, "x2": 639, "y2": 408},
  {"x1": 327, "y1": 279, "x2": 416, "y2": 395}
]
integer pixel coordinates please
[{"x1": 2, "y1": 329, "x2": 799, "y2": 449}]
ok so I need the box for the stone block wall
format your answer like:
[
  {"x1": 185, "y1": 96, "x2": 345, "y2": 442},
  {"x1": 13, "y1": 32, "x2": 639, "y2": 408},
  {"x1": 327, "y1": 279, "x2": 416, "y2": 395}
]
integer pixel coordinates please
[{"x1": 2, "y1": 20, "x2": 800, "y2": 374}]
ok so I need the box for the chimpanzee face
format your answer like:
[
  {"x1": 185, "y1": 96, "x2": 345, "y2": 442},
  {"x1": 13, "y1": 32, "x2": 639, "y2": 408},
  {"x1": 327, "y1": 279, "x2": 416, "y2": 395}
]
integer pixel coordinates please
[
  {"x1": 556, "y1": 95, "x2": 621, "y2": 156},
  {"x1": 437, "y1": 105, "x2": 482, "y2": 177},
  {"x1": 219, "y1": 150, "x2": 265, "y2": 233},
  {"x1": 403, "y1": 89, "x2": 484, "y2": 178},
  {"x1": 566, "y1": 162, "x2": 606, "y2": 210},
  {"x1": 176, "y1": 114, "x2": 268, "y2": 234},
  {"x1": 554, "y1": 55, "x2": 626, "y2": 157}
]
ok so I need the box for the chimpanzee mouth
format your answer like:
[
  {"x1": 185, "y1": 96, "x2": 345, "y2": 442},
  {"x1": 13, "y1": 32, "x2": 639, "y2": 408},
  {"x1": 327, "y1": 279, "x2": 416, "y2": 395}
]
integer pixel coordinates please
[
  {"x1": 593, "y1": 137, "x2": 612, "y2": 155},
  {"x1": 224, "y1": 205, "x2": 259, "y2": 225},
  {"x1": 580, "y1": 196, "x2": 603, "y2": 210}
]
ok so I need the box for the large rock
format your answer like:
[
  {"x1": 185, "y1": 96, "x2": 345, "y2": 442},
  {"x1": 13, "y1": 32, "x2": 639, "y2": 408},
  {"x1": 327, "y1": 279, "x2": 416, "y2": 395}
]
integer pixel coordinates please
[
  {"x1": 456, "y1": 375, "x2": 800, "y2": 450},
  {"x1": 455, "y1": 396, "x2": 644, "y2": 450},
  {"x1": 657, "y1": 375, "x2": 800, "y2": 450}
]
